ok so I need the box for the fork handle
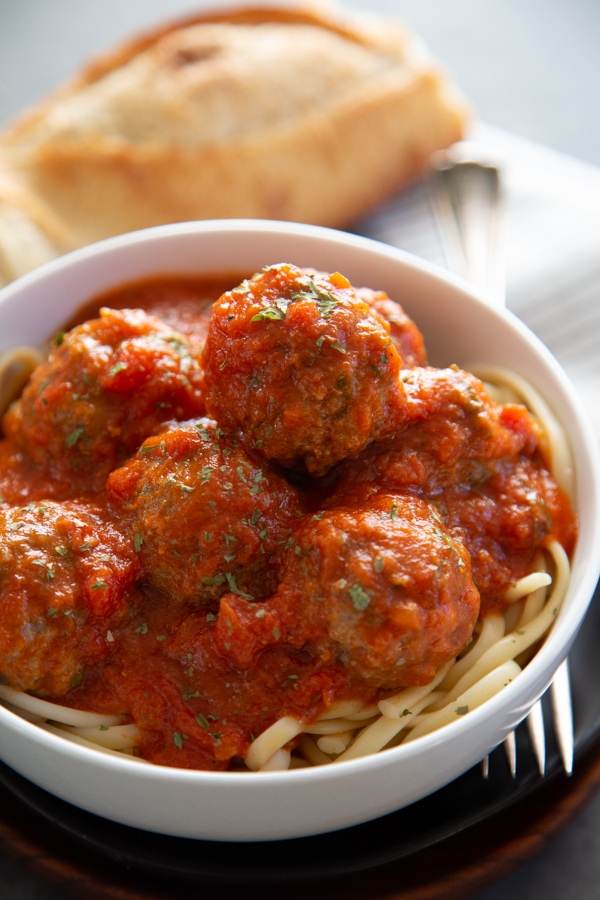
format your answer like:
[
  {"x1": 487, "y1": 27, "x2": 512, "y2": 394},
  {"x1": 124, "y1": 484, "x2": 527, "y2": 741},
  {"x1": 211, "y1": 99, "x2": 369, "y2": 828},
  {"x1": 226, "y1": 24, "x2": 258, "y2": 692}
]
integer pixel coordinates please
[{"x1": 431, "y1": 143, "x2": 506, "y2": 308}]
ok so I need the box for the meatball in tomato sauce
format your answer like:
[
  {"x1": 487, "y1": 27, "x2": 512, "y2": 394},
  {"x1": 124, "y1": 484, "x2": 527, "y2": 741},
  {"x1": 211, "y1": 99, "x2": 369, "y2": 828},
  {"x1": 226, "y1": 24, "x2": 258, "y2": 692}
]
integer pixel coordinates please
[
  {"x1": 3, "y1": 308, "x2": 206, "y2": 491},
  {"x1": 107, "y1": 419, "x2": 303, "y2": 608},
  {"x1": 0, "y1": 500, "x2": 140, "y2": 695},
  {"x1": 358, "y1": 287, "x2": 427, "y2": 368},
  {"x1": 218, "y1": 491, "x2": 479, "y2": 691},
  {"x1": 328, "y1": 366, "x2": 578, "y2": 614},
  {"x1": 201, "y1": 264, "x2": 407, "y2": 475}
]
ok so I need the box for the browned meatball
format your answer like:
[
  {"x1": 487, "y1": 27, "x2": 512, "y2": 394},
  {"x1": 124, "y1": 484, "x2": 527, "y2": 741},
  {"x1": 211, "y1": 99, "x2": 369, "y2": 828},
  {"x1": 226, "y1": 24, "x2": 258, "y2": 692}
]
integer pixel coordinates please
[
  {"x1": 201, "y1": 264, "x2": 407, "y2": 475},
  {"x1": 441, "y1": 456, "x2": 578, "y2": 615},
  {"x1": 106, "y1": 419, "x2": 303, "y2": 607},
  {"x1": 0, "y1": 500, "x2": 140, "y2": 695},
  {"x1": 357, "y1": 287, "x2": 427, "y2": 367},
  {"x1": 328, "y1": 367, "x2": 577, "y2": 615},
  {"x1": 330, "y1": 366, "x2": 540, "y2": 497},
  {"x1": 216, "y1": 491, "x2": 480, "y2": 691},
  {"x1": 3, "y1": 307, "x2": 206, "y2": 490}
]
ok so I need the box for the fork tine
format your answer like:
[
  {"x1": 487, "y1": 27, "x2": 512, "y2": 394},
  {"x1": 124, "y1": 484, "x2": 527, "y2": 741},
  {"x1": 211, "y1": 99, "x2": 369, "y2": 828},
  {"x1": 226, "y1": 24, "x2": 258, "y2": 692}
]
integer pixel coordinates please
[
  {"x1": 503, "y1": 730, "x2": 517, "y2": 777},
  {"x1": 550, "y1": 658, "x2": 574, "y2": 776},
  {"x1": 526, "y1": 699, "x2": 546, "y2": 775}
]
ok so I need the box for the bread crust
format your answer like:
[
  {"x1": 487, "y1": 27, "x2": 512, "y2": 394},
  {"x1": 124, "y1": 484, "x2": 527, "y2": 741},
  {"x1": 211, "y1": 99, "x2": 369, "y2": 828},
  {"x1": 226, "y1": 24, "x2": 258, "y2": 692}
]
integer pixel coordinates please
[{"x1": 0, "y1": 3, "x2": 470, "y2": 284}]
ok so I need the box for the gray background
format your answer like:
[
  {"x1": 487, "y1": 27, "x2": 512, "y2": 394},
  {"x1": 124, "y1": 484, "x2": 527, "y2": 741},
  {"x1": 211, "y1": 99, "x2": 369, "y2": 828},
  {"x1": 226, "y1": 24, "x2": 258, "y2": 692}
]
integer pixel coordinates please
[{"x1": 1, "y1": 1, "x2": 600, "y2": 898}]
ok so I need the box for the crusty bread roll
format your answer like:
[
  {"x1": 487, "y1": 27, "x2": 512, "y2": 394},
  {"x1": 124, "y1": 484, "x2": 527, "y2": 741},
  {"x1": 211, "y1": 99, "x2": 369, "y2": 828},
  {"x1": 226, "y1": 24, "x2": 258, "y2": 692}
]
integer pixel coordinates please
[{"x1": 0, "y1": 2, "x2": 470, "y2": 286}]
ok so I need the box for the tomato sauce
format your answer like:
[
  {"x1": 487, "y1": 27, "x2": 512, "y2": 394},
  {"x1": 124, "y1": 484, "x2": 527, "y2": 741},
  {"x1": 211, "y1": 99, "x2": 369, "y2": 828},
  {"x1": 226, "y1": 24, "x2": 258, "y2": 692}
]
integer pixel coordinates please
[{"x1": 0, "y1": 267, "x2": 578, "y2": 770}]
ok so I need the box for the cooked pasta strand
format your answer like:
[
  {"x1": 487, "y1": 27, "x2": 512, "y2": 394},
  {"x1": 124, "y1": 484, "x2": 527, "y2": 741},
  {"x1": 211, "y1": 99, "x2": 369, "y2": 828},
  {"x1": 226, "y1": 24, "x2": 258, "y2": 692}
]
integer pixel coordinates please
[
  {"x1": 244, "y1": 715, "x2": 304, "y2": 771},
  {"x1": 0, "y1": 685, "x2": 122, "y2": 728},
  {"x1": 258, "y1": 748, "x2": 292, "y2": 772},
  {"x1": 317, "y1": 731, "x2": 354, "y2": 755},
  {"x1": 377, "y1": 659, "x2": 454, "y2": 719},
  {"x1": 403, "y1": 660, "x2": 522, "y2": 742}
]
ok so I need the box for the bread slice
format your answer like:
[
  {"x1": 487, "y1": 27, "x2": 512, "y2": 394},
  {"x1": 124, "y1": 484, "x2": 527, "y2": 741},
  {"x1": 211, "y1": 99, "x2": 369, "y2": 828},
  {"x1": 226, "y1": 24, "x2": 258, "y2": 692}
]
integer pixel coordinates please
[{"x1": 0, "y1": 2, "x2": 470, "y2": 286}]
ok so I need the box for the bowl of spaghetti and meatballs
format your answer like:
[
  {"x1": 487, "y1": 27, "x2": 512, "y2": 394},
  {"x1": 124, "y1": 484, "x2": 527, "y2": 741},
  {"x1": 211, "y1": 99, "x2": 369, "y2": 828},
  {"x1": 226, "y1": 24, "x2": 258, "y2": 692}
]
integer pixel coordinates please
[{"x1": 0, "y1": 219, "x2": 597, "y2": 842}]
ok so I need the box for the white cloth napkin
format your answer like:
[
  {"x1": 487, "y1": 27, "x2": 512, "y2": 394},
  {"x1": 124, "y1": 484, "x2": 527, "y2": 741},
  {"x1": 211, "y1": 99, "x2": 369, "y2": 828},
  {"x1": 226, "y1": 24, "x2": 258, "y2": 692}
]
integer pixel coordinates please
[{"x1": 358, "y1": 122, "x2": 600, "y2": 440}]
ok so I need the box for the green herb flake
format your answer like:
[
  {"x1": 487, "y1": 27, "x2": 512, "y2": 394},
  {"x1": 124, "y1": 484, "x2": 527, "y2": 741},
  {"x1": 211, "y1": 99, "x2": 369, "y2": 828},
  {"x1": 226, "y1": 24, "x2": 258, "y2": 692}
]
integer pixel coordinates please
[
  {"x1": 200, "y1": 574, "x2": 226, "y2": 586},
  {"x1": 198, "y1": 465, "x2": 215, "y2": 485},
  {"x1": 291, "y1": 279, "x2": 339, "y2": 318},
  {"x1": 109, "y1": 361, "x2": 128, "y2": 378},
  {"x1": 225, "y1": 572, "x2": 254, "y2": 601},
  {"x1": 66, "y1": 427, "x2": 85, "y2": 449},
  {"x1": 348, "y1": 583, "x2": 371, "y2": 611},
  {"x1": 133, "y1": 533, "x2": 144, "y2": 552},
  {"x1": 251, "y1": 306, "x2": 287, "y2": 322}
]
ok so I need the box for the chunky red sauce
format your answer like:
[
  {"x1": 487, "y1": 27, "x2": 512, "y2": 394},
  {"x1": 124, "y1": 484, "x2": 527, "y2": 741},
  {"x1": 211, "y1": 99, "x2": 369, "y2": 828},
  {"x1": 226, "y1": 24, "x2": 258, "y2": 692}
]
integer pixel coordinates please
[{"x1": 0, "y1": 267, "x2": 578, "y2": 769}]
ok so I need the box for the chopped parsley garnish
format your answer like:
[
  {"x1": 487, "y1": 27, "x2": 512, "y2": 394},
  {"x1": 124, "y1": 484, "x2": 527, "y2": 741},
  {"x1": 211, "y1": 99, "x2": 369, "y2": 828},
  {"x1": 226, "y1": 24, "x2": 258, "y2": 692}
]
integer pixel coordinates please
[
  {"x1": 225, "y1": 572, "x2": 254, "y2": 601},
  {"x1": 66, "y1": 427, "x2": 85, "y2": 449},
  {"x1": 291, "y1": 279, "x2": 339, "y2": 318},
  {"x1": 109, "y1": 361, "x2": 128, "y2": 377},
  {"x1": 251, "y1": 278, "x2": 340, "y2": 323},
  {"x1": 349, "y1": 583, "x2": 371, "y2": 611},
  {"x1": 251, "y1": 305, "x2": 288, "y2": 322},
  {"x1": 173, "y1": 731, "x2": 187, "y2": 749}
]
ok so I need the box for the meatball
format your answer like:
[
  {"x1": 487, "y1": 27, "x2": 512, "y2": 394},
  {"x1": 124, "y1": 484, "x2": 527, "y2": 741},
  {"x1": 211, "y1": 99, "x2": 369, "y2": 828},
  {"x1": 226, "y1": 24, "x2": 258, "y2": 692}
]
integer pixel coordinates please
[
  {"x1": 328, "y1": 367, "x2": 577, "y2": 614},
  {"x1": 442, "y1": 456, "x2": 578, "y2": 614},
  {"x1": 0, "y1": 500, "x2": 140, "y2": 695},
  {"x1": 201, "y1": 263, "x2": 407, "y2": 474},
  {"x1": 3, "y1": 307, "x2": 206, "y2": 489},
  {"x1": 107, "y1": 419, "x2": 303, "y2": 607},
  {"x1": 357, "y1": 287, "x2": 427, "y2": 367},
  {"x1": 216, "y1": 491, "x2": 480, "y2": 691},
  {"x1": 330, "y1": 366, "x2": 541, "y2": 498}
]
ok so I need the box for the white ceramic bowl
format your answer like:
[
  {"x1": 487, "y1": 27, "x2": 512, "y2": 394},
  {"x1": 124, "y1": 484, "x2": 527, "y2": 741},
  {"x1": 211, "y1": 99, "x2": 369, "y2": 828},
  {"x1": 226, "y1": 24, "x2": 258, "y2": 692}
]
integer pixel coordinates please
[{"x1": 0, "y1": 220, "x2": 599, "y2": 842}]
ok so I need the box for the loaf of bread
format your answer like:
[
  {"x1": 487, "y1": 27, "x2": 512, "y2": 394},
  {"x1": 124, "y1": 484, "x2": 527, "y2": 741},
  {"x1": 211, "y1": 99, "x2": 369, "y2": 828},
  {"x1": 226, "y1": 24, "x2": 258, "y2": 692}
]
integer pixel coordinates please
[{"x1": 0, "y1": 2, "x2": 470, "y2": 286}]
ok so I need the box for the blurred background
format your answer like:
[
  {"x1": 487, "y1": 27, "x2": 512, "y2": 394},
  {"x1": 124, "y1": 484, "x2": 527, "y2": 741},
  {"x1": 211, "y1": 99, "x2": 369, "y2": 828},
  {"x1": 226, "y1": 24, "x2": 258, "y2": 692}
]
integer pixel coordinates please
[{"x1": 1, "y1": 0, "x2": 600, "y2": 167}]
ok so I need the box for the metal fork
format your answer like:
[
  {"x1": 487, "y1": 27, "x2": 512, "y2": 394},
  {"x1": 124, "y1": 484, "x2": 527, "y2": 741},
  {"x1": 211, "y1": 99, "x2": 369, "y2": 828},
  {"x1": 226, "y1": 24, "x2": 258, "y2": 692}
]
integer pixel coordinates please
[{"x1": 430, "y1": 142, "x2": 574, "y2": 777}]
